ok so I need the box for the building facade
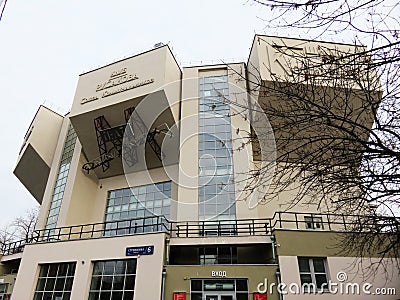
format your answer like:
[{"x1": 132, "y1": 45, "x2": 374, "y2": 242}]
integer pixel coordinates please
[{"x1": 1, "y1": 35, "x2": 399, "y2": 300}]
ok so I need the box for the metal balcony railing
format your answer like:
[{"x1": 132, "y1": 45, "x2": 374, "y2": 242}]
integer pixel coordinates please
[
  {"x1": 1, "y1": 215, "x2": 169, "y2": 256},
  {"x1": 1, "y1": 212, "x2": 398, "y2": 256},
  {"x1": 169, "y1": 218, "x2": 272, "y2": 237}
]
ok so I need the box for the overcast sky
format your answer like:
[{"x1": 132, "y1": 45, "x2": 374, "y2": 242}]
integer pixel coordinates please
[{"x1": 0, "y1": 0, "x2": 358, "y2": 227}]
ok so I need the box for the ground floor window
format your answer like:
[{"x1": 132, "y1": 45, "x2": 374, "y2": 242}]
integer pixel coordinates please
[
  {"x1": 0, "y1": 283, "x2": 8, "y2": 300},
  {"x1": 33, "y1": 262, "x2": 76, "y2": 300},
  {"x1": 298, "y1": 257, "x2": 329, "y2": 291},
  {"x1": 88, "y1": 259, "x2": 137, "y2": 300},
  {"x1": 191, "y1": 279, "x2": 248, "y2": 300}
]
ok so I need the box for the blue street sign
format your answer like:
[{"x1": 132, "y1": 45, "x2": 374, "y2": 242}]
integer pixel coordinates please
[{"x1": 126, "y1": 245, "x2": 154, "y2": 256}]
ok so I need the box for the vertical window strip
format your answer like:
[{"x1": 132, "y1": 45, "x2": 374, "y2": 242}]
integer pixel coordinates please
[
  {"x1": 198, "y1": 75, "x2": 236, "y2": 221},
  {"x1": 44, "y1": 124, "x2": 77, "y2": 232}
]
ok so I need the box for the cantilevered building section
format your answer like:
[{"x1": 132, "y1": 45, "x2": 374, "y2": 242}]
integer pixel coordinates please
[{"x1": 1, "y1": 36, "x2": 398, "y2": 300}]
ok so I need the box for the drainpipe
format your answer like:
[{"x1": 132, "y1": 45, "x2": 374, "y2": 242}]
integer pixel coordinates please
[
  {"x1": 276, "y1": 270, "x2": 283, "y2": 300},
  {"x1": 270, "y1": 235, "x2": 277, "y2": 264},
  {"x1": 161, "y1": 270, "x2": 167, "y2": 300},
  {"x1": 161, "y1": 238, "x2": 170, "y2": 300},
  {"x1": 165, "y1": 238, "x2": 170, "y2": 265}
]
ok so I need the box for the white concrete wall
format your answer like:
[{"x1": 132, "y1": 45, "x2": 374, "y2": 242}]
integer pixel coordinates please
[{"x1": 11, "y1": 233, "x2": 166, "y2": 300}]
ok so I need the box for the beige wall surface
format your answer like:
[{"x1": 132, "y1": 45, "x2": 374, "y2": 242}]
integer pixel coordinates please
[
  {"x1": 274, "y1": 230, "x2": 398, "y2": 258},
  {"x1": 177, "y1": 67, "x2": 200, "y2": 221},
  {"x1": 14, "y1": 106, "x2": 64, "y2": 202},
  {"x1": 279, "y1": 256, "x2": 399, "y2": 300},
  {"x1": 249, "y1": 35, "x2": 366, "y2": 83},
  {"x1": 165, "y1": 265, "x2": 279, "y2": 300},
  {"x1": 11, "y1": 233, "x2": 166, "y2": 300},
  {"x1": 16, "y1": 105, "x2": 63, "y2": 167}
]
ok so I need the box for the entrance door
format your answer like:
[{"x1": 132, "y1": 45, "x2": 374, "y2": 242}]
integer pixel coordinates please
[{"x1": 205, "y1": 293, "x2": 235, "y2": 300}]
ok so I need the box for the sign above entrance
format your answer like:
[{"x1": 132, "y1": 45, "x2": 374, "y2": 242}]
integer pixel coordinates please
[
  {"x1": 211, "y1": 271, "x2": 227, "y2": 278},
  {"x1": 126, "y1": 245, "x2": 154, "y2": 256}
]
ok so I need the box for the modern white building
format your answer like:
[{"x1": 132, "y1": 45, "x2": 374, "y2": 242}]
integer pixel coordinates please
[{"x1": 1, "y1": 35, "x2": 398, "y2": 300}]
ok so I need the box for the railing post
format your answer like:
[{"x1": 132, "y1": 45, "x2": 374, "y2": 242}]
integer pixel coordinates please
[
  {"x1": 295, "y1": 213, "x2": 299, "y2": 229},
  {"x1": 342, "y1": 214, "x2": 347, "y2": 231},
  {"x1": 279, "y1": 212, "x2": 282, "y2": 228},
  {"x1": 186, "y1": 221, "x2": 189, "y2": 237},
  {"x1": 311, "y1": 214, "x2": 314, "y2": 230},
  {"x1": 327, "y1": 214, "x2": 331, "y2": 230},
  {"x1": 235, "y1": 219, "x2": 238, "y2": 235}
]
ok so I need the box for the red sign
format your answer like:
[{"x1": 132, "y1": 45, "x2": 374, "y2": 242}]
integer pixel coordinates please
[
  {"x1": 173, "y1": 293, "x2": 186, "y2": 300},
  {"x1": 254, "y1": 293, "x2": 267, "y2": 300}
]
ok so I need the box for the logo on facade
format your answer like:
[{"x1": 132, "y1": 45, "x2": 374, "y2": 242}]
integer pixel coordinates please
[{"x1": 81, "y1": 67, "x2": 155, "y2": 104}]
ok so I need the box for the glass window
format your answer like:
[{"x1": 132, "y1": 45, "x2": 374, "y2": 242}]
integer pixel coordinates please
[
  {"x1": 88, "y1": 259, "x2": 136, "y2": 300},
  {"x1": 298, "y1": 257, "x2": 329, "y2": 292},
  {"x1": 45, "y1": 125, "x2": 77, "y2": 234},
  {"x1": 34, "y1": 262, "x2": 76, "y2": 300},
  {"x1": 0, "y1": 283, "x2": 8, "y2": 299},
  {"x1": 104, "y1": 182, "x2": 171, "y2": 236},
  {"x1": 198, "y1": 75, "x2": 236, "y2": 222},
  {"x1": 304, "y1": 216, "x2": 324, "y2": 230},
  {"x1": 199, "y1": 246, "x2": 238, "y2": 265}
]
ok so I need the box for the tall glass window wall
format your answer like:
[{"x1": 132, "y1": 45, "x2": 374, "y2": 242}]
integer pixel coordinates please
[
  {"x1": 198, "y1": 75, "x2": 236, "y2": 222},
  {"x1": 104, "y1": 181, "x2": 171, "y2": 236},
  {"x1": 44, "y1": 124, "x2": 77, "y2": 234}
]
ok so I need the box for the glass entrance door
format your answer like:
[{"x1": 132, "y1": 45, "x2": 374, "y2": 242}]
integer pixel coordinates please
[
  {"x1": 191, "y1": 279, "x2": 248, "y2": 300},
  {"x1": 205, "y1": 293, "x2": 235, "y2": 300}
]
